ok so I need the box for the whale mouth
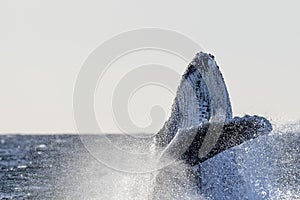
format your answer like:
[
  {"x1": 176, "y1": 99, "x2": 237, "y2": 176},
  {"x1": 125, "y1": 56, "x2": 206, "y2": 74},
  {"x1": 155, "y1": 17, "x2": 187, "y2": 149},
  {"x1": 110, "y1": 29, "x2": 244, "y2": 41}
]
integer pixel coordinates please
[{"x1": 153, "y1": 52, "x2": 272, "y2": 165}]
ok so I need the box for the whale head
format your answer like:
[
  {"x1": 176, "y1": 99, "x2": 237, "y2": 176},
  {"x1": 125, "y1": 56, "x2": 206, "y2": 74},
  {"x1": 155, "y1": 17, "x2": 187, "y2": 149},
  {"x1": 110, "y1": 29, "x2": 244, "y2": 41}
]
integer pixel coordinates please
[{"x1": 153, "y1": 52, "x2": 272, "y2": 165}]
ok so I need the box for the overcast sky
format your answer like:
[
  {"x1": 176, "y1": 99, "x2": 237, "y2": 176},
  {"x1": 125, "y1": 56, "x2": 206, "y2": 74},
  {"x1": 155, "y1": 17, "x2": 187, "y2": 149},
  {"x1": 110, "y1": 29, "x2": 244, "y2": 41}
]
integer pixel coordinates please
[{"x1": 0, "y1": 0, "x2": 299, "y2": 134}]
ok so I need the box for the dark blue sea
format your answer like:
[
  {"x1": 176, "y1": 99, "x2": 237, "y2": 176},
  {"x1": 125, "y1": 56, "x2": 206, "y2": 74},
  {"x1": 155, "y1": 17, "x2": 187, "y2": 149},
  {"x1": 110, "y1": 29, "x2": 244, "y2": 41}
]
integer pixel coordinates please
[{"x1": 0, "y1": 128, "x2": 299, "y2": 199}]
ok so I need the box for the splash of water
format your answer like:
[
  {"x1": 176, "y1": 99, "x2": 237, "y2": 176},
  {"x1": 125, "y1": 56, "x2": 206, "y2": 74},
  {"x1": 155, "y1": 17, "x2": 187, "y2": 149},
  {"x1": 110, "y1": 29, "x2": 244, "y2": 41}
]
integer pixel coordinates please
[
  {"x1": 68, "y1": 124, "x2": 298, "y2": 199},
  {"x1": 200, "y1": 123, "x2": 300, "y2": 200}
]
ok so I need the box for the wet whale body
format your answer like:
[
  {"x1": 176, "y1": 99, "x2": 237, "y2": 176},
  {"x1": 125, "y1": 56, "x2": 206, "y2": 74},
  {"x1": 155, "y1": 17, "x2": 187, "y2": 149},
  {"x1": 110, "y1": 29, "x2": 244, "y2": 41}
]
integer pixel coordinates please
[{"x1": 151, "y1": 52, "x2": 272, "y2": 199}]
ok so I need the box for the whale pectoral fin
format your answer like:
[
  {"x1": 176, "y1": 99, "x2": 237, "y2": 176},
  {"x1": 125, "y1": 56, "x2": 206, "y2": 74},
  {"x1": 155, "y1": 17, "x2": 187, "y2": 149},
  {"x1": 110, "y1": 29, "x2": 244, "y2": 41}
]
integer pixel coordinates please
[
  {"x1": 198, "y1": 115, "x2": 272, "y2": 163},
  {"x1": 156, "y1": 115, "x2": 272, "y2": 165},
  {"x1": 158, "y1": 120, "x2": 208, "y2": 164}
]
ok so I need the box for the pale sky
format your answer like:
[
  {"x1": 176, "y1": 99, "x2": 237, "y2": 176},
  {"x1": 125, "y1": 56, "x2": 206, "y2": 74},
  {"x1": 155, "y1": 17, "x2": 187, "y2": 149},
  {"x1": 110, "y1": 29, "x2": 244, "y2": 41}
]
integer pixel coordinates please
[{"x1": 0, "y1": 0, "x2": 299, "y2": 134}]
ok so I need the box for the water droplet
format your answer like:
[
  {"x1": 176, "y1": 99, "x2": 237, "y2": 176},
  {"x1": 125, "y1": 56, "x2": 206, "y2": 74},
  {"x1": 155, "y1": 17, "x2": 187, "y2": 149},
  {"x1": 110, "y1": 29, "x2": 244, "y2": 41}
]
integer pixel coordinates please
[
  {"x1": 17, "y1": 165, "x2": 27, "y2": 169},
  {"x1": 261, "y1": 191, "x2": 267, "y2": 197},
  {"x1": 36, "y1": 144, "x2": 47, "y2": 151}
]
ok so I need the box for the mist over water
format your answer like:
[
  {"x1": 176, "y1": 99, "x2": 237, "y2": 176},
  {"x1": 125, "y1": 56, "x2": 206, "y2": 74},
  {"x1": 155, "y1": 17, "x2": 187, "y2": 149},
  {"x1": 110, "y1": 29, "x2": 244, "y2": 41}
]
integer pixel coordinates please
[
  {"x1": 200, "y1": 123, "x2": 300, "y2": 200},
  {"x1": 68, "y1": 123, "x2": 299, "y2": 200},
  {"x1": 0, "y1": 123, "x2": 299, "y2": 199}
]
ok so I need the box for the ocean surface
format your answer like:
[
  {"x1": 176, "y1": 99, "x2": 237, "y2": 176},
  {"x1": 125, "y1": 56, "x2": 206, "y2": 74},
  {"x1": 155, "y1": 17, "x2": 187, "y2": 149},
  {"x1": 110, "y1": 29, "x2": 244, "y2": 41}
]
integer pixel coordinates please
[{"x1": 0, "y1": 125, "x2": 299, "y2": 200}]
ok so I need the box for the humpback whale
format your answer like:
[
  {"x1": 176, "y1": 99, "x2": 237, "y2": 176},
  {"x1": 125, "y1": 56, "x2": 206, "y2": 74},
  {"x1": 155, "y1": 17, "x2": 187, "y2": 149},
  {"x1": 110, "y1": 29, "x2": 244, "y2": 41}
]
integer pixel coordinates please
[{"x1": 150, "y1": 52, "x2": 272, "y2": 199}]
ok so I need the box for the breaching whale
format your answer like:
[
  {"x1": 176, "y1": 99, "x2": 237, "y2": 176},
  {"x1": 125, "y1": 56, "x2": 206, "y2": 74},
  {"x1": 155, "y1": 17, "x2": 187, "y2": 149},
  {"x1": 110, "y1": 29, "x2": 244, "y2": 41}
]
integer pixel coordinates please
[{"x1": 150, "y1": 52, "x2": 272, "y2": 199}]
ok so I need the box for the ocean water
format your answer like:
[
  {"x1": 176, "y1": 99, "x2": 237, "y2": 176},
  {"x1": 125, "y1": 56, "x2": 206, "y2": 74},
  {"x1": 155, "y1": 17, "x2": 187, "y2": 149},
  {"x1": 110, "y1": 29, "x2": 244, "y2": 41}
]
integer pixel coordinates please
[{"x1": 0, "y1": 125, "x2": 299, "y2": 200}]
